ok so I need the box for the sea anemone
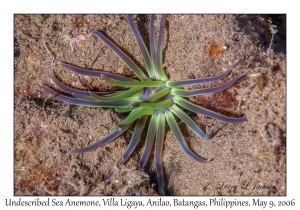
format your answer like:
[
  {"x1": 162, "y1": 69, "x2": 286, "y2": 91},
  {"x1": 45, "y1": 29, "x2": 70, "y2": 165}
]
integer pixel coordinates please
[{"x1": 40, "y1": 14, "x2": 246, "y2": 195}]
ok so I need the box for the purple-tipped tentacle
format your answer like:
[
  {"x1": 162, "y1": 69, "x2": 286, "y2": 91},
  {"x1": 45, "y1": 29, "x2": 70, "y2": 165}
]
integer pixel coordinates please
[
  {"x1": 168, "y1": 105, "x2": 211, "y2": 140},
  {"x1": 49, "y1": 69, "x2": 107, "y2": 102},
  {"x1": 128, "y1": 15, "x2": 155, "y2": 79},
  {"x1": 139, "y1": 114, "x2": 157, "y2": 169},
  {"x1": 73, "y1": 91, "x2": 123, "y2": 101},
  {"x1": 225, "y1": 59, "x2": 240, "y2": 71},
  {"x1": 49, "y1": 69, "x2": 90, "y2": 96},
  {"x1": 40, "y1": 83, "x2": 136, "y2": 108},
  {"x1": 58, "y1": 61, "x2": 137, "y2": 82},
  {"x1": 172, "y1": 72, "x2": 246, "y2": 97},
  {"x1": 89, "y1": 87, "x2": 142, "y2": 102},
  {"x1": 167, "y1": 69, "x2": 231, "y2": 87},
  {"x1": 155, "y1": 15, "x2": 168, "y2": 80},
  {"x1": 116, "y1": 115, "x2": 148, "y2": 167},
  {"x1": 67, "y1": 123, "x2": 132, "y2": 155},
  {"x1": 155, "y1": 112, "x2": 166, "y2": 195},
  {"x1": 72, "y1": 90, "x2": 126, "y2": 102},
  {"x1": 89, "y1": 31, "x2": 148, "y2": 81},
  {"x1": 164, "y1": 110, "x2": 212, "y2": 163},
  {"x1": 173, "y1": 96, "x2": 246, "y2": 123},
  {"x1": 166, "y1": 59, "x2": 240, "y2": 87},
  {"x1": 150, "y1": 15, "x2": 158, "y2": 78},
  {"x1": 106, "y1": 171, "x2": 114, "y2": 181}
]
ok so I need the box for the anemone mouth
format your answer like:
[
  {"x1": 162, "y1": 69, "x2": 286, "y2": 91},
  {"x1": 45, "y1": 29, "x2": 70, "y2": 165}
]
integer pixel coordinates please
[{"x1": 41, "y1": 14, "x2": 246, "y2": 195}]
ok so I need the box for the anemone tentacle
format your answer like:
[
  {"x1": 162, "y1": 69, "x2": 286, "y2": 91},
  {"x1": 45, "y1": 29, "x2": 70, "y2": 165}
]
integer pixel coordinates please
[
  {"x1": 131, "y1": 99, "x2": 173, "y2": 109},
  {"x1": 171, "y1": 72, "x2": 247, "y2": 97},
  {"x1": 155, "y1": 15, "x2": 168, "y2": 81},
  {"x1": 66, "y1": 123, "x2": 133, "y2": 155},
  {"x1": 166, "y1": 59, "x2": 240, "y2": 87},
  {"x1": 58, "y1": 61, "x2": 137, "y2": 82},
  {"x1": 150, "y1": 15, "x2": 158, "y2": 79},
  {"x1": 155, "y1": 112, "x2": 166, "y2": 195},
  {"x1": 40, "y1": 83, "x2": 137, "y2": 108},
  {"x1": 173, "y1": 96, "x2": 246, "y2": 123},
  {"x1": 128, "y1": 15, "x2": 156, "y2": 79},
  {"x1": 116, "y1": 115, "x2": 148, "y2": 167},
  {"x1": 88, "y1": 87, "x2": 142, "y2": 102},
  {"x1": 164, "y1": 110, "x2": 212, "y2": 163},
  {"x1": 89, "y1": 31, "x2": 148, "y2": 81},
  {"x1": 168, "y1": 104, "x2": 211, "y2": 140},
  {"x1": 102, "y1": 75, "x2": 165, "y2": 87},
  {"x1": 140, "y1": 114, "x2": 157, "y2": 169}
]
